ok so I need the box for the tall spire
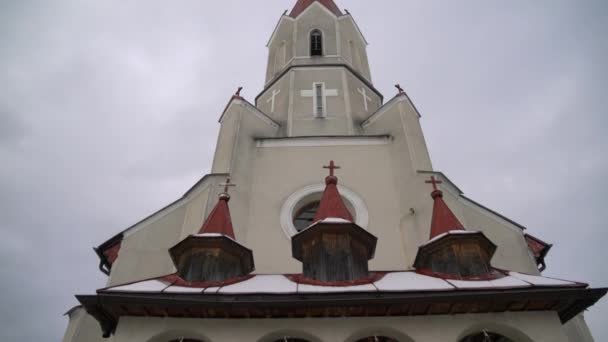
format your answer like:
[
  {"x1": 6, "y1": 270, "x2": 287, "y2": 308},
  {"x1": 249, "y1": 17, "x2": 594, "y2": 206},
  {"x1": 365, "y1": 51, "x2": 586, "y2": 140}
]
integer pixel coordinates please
[
  {"x1": 425, "y1": 176, "x2": 464, "y2": 239},
  {"x1": 290, "y1": 0, "x2": 343, "y2": 18},
  {"x1": 314, "y1": 160, "x2": 354, "y2": 222},
  {"x1": 198, "y1": 178, "x2": 236, "y2": 239}
]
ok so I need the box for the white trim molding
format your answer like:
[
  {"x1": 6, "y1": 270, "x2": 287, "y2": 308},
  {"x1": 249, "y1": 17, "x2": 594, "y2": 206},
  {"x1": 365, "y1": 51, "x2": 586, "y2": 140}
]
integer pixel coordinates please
[
  {"x1": 280, "y1": 183, "x2": 369, "y2": 239},
  {"x1": 256, "y1": 135, "x2": 392, "y2": 148}
]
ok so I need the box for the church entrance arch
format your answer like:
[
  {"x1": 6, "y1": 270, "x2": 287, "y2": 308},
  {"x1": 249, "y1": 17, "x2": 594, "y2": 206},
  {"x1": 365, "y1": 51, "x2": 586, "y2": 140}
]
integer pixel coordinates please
[
  {"x1": 346, "y1": 327, "x2": 414, "y2": 342},
  {"x1": 147, "y1": 330, "x2": 209, "y2": 342},
  {"x1": 457, "y1": 323, "x2": 534, "y2": 342},
  {"x1": 354, "y1": 337, "x2": 400, "y2": 342},
  {"x1": 459, "y1": 332, "x2": 514, "y2": 342},
  {"x1": 258, "y1": 330, "x2": 321, "y2": 342}
]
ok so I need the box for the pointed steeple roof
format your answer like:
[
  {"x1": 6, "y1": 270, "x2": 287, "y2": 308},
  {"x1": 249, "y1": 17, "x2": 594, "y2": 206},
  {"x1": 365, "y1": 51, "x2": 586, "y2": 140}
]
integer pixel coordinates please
[
  {"x1": 198, "y1": 179, "x2": 236, "y2": 239},
  {"x1": 314, "y1": 160, "x2": 354, "y2": 222},
  {"x1": 290, "y1": 0, "x2": 343, "y2": 18},
  {"x1": 425, "y1": 176, "x2": 465, "y2": 239}
]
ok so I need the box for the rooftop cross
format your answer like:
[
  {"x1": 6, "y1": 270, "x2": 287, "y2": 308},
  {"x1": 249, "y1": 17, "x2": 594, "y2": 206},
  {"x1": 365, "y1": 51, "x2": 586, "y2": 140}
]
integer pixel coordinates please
[
  {"x1": 425, "y1": 176, "x2": 443, "y2": 191},
  {"x1": 395, "y1": 84, "x2": 405, "y2": 94},
  {"x1": 219, "y1": 178, "x2": 236, "y2": 194},
  {"x1": 323, "y1": 160, "x2": 341, "y2": 177}
]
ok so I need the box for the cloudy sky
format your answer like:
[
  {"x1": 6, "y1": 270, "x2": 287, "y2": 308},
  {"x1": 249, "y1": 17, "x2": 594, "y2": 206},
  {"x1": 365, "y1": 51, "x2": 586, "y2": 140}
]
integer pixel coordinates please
[{"x1": 0, "y1": 0, "x2": 606, "y2": 340}]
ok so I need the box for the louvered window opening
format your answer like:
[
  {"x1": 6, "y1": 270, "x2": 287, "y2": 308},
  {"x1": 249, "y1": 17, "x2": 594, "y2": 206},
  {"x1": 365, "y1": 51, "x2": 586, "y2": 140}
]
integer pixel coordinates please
[
  {"x1": 181, "y1": 249, "x2": 244, "y2": 283},
  {"x1": 310, "y1": 30, "x2": 323, "y2": 56},
  {"x1": 315, "y1": 84, "x2": 324, "y2": 117}
]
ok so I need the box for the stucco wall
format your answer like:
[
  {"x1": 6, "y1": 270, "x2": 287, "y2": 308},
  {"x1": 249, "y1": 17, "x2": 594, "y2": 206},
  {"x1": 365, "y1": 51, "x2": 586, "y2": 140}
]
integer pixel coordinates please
[{"x1": 110, "y1": 311, "x2": 570, "y2": 342}]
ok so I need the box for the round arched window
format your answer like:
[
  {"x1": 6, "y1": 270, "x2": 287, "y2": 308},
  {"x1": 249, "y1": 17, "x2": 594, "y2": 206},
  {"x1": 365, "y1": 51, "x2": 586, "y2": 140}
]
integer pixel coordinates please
[
  {"x1": 355, "y1": 337, "x2": 400, "y2": 342},
  {"x1": 281, "y1": 184, "x2": 369, "y2": 238},
  {"x1": 460, "y1": 332, "x2": 514, "y2": 342},
  {"x1": 293, "y1": 201, "x2": 321, "y2": 231}
]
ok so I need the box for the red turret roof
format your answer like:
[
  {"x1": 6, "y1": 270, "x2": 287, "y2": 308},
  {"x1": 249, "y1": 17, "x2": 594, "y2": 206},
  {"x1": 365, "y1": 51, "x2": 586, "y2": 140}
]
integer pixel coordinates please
[
  {"x1": 314, "y1": 161, "x2": 354, "y2": 222},
  {"x1": 198, "y1": 193, "x2": 235, "y2": 239},
  {"x1": 290, "y1": 0, "x2": 343, "y2": 18},
  {"x1": 429, "y1": 189, "x2": 465, "y2": 239}
]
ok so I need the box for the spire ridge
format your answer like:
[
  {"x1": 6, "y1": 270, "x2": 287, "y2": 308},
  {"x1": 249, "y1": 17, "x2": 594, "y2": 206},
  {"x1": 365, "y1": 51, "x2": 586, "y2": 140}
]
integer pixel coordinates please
[
  {"x1": 290, "y1": 0, "x2": 343, "y2": 18},
  {"x1": 425, "y1": 176, "x2": 464, "y2": 239},
  {"x1": 314, "y1": 160, "x2": 353, "y2": 222},
  {"x1": 198, "y1": 179, "x2": 237, "y2": 238}
]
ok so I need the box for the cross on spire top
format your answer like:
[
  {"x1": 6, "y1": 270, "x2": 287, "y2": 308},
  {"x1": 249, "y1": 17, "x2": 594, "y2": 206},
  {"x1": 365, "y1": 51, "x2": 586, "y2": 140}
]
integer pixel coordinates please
[
  {"x1": 323, "y1": 160, "x2": 341, "y2": 177},
  {"x1": 395, "y1": 84, "x2": 405, "y2": 94},
  {"x1": 425, "y1": 176, "x2": 443, "y2": 191},
  {"x1": 219, "y1": 178, "x2": 236, "y2": 194}
]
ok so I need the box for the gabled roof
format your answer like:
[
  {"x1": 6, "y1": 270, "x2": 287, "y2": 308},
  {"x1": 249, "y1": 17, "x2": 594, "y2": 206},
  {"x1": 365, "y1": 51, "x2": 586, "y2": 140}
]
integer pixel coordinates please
[{"x1": 290, "y1": 0, "x2": 343, "y2": 18}]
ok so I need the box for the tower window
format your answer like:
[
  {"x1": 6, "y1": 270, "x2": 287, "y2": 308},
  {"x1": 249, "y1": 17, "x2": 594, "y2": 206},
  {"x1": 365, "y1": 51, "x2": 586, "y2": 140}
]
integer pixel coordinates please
[
  {"x1": 315, "y1": 83, "x2": 324, "y2": 117},
  {"x1": 310, "y1": 29, "x2": 323, "y2": 56}
]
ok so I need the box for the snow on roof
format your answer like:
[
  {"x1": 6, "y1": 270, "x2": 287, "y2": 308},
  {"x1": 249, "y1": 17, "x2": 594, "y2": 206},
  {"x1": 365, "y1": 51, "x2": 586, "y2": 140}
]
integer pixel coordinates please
[
  {"x1": 102, "y1": 271, "x2": 584, "y2": 295},
  {"x1": 219, "y1": 275, "x2": 297, "y2": 294},
  {"x1": 108, "y1": 280, "x2": 170, "y2": 293},
  {"x1": 421, "y1": 230, "x2": 480, "y2": 247},
  {"x1": 509, "y1": 272, "x2": 586, "y2": 287},
  {"x1": 298, "y1": 282, "x2": 376, "y2": 294},
  {"x1": 374, "y1": 271, "x2": 454, "y2": 292},
  {"x1": 447, "y1": 275, "x2": 530, "y2": 290}
]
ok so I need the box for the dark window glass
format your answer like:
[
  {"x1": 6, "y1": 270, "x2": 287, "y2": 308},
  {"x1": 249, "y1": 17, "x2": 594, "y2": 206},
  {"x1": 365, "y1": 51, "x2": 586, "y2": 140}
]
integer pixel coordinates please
[
  {"x1": 355, "y1": 337, "x2": 400, "y2": 342},
  {"x1": 460, "y1": 332, "x2": 514, "y2": 342},
  {"x1": 310, "y1": 30, "x2": 323, "y2": 56},
  {"x1": 293, "y1": 201, "x2": 320, "y2": 231}
]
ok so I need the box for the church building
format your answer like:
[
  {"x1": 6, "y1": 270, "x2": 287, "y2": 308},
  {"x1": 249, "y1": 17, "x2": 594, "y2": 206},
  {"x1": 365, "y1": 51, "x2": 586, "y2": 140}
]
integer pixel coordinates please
[{"x1": 63, "y1": 1, "x2": 606, "y2": 341}]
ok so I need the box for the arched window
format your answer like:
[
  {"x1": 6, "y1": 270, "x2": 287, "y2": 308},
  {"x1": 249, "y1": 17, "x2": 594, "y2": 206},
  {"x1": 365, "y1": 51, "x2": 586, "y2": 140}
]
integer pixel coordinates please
[
  {"x1": 355, "y1": 337, "x2": 400, "y2": 342},
  {"x1": 293, "y1": 201, "x2": 321, "y2": 231},
  {"x1": 460, "y1": 331, "x2": 514, "y2": 342},
  {"x1": 310, "y1": 30, "x2": 323, "y2": 56}
]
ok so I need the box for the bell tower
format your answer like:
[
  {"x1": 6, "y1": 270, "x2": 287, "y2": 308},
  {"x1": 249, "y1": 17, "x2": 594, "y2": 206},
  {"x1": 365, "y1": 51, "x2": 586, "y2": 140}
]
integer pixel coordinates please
[{"x1": 256, "y1": 0, "x2": 382, "y2": 136}]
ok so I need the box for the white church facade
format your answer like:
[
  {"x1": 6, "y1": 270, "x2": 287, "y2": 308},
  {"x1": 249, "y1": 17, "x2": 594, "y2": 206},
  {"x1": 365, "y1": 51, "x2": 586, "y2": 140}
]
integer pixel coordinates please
[{"x1": 63, "y1": 1, "x2": 606, "y2": 341}]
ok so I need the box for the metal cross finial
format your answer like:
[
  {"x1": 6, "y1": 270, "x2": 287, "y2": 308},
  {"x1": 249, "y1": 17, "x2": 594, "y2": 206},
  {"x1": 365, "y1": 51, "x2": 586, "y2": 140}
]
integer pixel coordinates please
[
  {"x1": 219, "y1": 178, "x2": 236, "y2": 194},
  {"x1": 395, "y1": 84, "x2": 405, "y2": 94},
  {"x1": 235, "y1": 86, "x2": 243, "y2": 97},
  {"x1": 425, "y1": 176, "x2": 443, "y2": 191},
  {"x1": 323, "y1": 160, "x2": 341, "y2": 177}
]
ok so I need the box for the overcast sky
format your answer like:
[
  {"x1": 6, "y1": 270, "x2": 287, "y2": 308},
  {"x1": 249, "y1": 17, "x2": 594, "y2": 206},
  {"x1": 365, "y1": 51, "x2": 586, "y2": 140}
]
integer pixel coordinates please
[{"x1": 0, "y1": 0, "x2": 606, "y2": 340}]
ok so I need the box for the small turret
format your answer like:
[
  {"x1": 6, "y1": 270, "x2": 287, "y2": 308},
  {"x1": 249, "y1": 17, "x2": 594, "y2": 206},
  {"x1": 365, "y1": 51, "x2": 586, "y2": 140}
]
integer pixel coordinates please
[
  {"x1": 292, "y1": 161, "x2": 377, "y2": 282},
  {"x1": 414, "y1": 176, "x2": 496, "y2": 279},
  {"x1": 169, "y1": 179, "x2": 254, "y2": 283}
]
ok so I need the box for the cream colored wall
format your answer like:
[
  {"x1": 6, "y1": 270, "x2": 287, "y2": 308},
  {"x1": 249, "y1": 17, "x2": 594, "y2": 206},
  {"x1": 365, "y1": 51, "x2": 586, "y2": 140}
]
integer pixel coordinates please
[
  {"x1": 63, "y1": 307, "x2": 109, "y2": 342},
  {"x1": 246, "y1": 142, "x2": 406, "y2": 273},
  {"x1": 110, "y1": 311, "x2": 570, "y2": 342}
]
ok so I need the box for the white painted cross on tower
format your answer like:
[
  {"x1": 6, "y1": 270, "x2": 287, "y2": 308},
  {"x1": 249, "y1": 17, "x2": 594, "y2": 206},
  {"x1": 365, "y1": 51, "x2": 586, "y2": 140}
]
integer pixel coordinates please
[
  {"x1": 301, "y1": 82, "x2": 339, "y2": 117},
  {"x1": 266, "y1": 89, "x2": 281, "y2": 113},
  {"x1": 357, "y1": 87, "x2": 371, "y2": 112}
]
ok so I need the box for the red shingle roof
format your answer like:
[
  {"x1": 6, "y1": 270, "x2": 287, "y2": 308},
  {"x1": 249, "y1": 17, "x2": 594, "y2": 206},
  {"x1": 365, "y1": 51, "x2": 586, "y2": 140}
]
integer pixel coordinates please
[
  {"x1": 290, "y1": 0, "x2": 343, "y2": 18},
  {"x1": 429, "y1": 190, "x2": 465, "y2": 239},
  {"x1": 314, "y1": 174, "x2": 354, "y2": 222},
  {"x1": 198, "y1": 194, "x2": 235, "y2": 239}
]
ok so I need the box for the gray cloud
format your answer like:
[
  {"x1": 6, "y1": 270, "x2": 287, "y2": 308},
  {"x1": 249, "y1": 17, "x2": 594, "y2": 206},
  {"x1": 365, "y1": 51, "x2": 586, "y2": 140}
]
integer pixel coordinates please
[{"x1": 0, "y1": 0, "x2": 606, "y2": 340}]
